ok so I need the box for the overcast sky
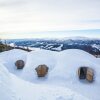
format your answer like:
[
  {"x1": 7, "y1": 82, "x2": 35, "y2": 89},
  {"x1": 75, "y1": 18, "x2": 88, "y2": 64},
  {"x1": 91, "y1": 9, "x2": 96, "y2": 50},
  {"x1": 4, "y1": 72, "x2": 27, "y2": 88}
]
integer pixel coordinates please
[{"x1": 0, "y1": 0, "x2": 100, "y2": 39}]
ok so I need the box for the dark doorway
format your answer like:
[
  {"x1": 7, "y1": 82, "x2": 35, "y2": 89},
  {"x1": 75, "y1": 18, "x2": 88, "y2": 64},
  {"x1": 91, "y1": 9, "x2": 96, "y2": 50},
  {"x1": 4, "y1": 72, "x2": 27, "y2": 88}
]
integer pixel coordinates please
[{"x1": 79, "y1": 67, "x2": 87, "y2": 79}]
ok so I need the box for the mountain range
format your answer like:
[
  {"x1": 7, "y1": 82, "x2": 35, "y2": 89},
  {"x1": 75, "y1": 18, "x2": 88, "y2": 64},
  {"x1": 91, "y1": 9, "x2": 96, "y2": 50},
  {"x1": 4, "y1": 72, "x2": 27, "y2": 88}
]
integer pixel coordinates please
[{"x1": 6, "y1": 37, "x2": 100, "y2": 55}]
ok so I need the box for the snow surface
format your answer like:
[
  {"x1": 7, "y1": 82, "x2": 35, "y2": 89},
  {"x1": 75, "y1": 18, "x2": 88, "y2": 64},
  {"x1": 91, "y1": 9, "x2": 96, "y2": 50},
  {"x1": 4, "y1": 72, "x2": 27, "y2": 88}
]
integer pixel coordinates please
[
  {"x1": 0, "y1": 49, "x2": 27, "y2": 76},
  {"x1": 9, "y1": 43, "x2": 15, "y2": 47},
  {"x1": 0, "y1": 64, "x2": 18, "y2": 100},
  {"x1": 0, "y1": 49, "x2": 100, "y2": 100},
  {"x1": 52, "y1": 44, "x2": 63, "y2": 51},
  {"x1": 92, "y1": 44, "x2": 100, "y2": 50}
]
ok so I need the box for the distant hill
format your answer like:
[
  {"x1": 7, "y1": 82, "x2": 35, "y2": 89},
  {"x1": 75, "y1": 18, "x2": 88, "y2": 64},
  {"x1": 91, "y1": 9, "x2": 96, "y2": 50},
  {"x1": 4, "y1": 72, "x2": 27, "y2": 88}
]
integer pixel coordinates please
[{"x1": 4, "y1": 37, "x2": 100, "y2": 56}]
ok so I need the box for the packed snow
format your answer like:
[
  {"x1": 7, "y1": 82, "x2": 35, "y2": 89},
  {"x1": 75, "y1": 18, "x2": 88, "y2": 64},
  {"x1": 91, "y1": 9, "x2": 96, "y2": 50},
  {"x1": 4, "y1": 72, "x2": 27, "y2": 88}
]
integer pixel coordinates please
[{"x1": 0, "y1": 49, "x2": 100, "y2": 100}]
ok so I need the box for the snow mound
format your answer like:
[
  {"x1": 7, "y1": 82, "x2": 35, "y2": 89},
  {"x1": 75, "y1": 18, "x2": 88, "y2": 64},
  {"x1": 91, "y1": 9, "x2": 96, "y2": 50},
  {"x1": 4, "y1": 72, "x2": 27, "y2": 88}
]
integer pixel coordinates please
[
  {"x1": 20, "y1": 49, "x2": 100, "y2": 100},
  {"x1": 0, "y1": 52, "x2": 89, "y2": 100},
  {"x1": 21, "y1": 50, "x2": 57, "y2": 81},
  {"x1": 49, "y1": 49, "x2": 98, "y2": 81},
  {"x1": 0, "y1": 64, "x2": 18, "y2": 100},
  {"x1": 0, "y1": 49, "x2": 100, "y2": 100},
  {"x1": 21, "y1": 49, "x2": 99, "y2": 83},
  {"x1": 0, "y1": 49, "x2": 27, "y2": 75}
]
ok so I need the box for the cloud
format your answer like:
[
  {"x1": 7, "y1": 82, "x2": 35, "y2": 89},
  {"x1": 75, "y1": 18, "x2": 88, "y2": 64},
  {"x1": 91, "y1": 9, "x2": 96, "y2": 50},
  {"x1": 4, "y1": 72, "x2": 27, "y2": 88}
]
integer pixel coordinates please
[
  {"x1": 1, "y1": 29, "x2": 100, "y2": 39},
  {"x1": 0, "y1": 0, "x2": 27, "y2": 7},
  {"x1": 0, "y1": 0, "x2": 100, "y2": 36}
]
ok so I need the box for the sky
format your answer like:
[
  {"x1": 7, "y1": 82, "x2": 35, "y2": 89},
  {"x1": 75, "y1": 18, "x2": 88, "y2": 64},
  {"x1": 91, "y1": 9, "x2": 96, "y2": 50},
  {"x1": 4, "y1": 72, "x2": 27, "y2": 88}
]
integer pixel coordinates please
[{"x1": 0, "y1": 0, "x2": 100, "y2": 39}]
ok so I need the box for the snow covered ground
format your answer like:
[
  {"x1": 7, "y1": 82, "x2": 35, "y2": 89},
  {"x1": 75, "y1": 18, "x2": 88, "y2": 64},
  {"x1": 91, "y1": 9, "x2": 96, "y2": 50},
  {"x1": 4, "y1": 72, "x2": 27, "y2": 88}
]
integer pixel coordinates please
[{"x1": 0, "y1": 49, "x2": 100, "y2": 100}]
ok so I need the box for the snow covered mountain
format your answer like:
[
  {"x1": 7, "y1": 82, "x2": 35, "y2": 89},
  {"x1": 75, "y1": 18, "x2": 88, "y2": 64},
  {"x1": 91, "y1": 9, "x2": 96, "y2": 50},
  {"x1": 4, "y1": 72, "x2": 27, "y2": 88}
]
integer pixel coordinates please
[
  {"x1": 0, "y1": 49, "x2": 100, "y2": 100},
  {"x1": 6, "y1": 37, "x2": 100, "y2": 55}
]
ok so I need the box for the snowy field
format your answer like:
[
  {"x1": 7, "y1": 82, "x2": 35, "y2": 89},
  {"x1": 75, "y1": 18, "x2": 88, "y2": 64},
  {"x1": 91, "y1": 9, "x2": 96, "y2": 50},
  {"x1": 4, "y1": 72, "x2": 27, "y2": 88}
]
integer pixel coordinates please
[{"x1": 0, "y1": 49, "x2": 100, "y2": 100}]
